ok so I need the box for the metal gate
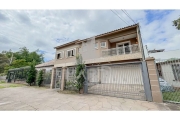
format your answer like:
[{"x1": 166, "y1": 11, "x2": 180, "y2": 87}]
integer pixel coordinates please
[
  {"x1": 86, "y1": 63, "x2": 147, "y2": 100},
  {"x1": 55, "y1": 68, "x2": 62, "y2": 89},
  {"x1": 156, "y1": 59, "x2": 180, "y2": 103}
]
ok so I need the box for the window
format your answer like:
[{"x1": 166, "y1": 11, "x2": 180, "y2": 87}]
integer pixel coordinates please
[
  {"x1": 95, "y1": 42, "x2": 98, "y2": 49},
  {"x1": 57, "y1": 52, "x2": 61, "y2": 59},
  {"x1": 68, "y1": 67, "x2": 75, "y2": 77},
  {"x1": 172, "y1": 64, "x2": 180, "y2": 81},
  {"x1": 57, "y1": 51, "x2": 64, "y2": 59},
  {"x1": 116, "y1": 41, "x2": 131, "y2": 54},
  {"x1": 67, "y1": 48, "x2": 76, "y2": 57},
  {"x1": 67, "y1": 50, "x2": 74, "y2": 57},
  {"x1": 101, "y1": 42, "x2": 106, "y2": 48}
]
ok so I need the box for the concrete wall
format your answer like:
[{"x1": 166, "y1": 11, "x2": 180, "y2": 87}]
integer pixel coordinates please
[{"x1": 146, "y1": 57, "x2": 163, "y2": 103}]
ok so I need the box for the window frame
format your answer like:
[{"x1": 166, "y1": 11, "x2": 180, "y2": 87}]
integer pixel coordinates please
[
  {"x1": 57, "y1": 52, "x2": 63, "y2": 59},
  {"x1": 68, "y1": 67, "x2": 75, "y2": 77},
  {"x1": 100, "y1": 41, "x2": 107, "y2": 48},
  {"x1": 67, "y1": 48, "x2": 75, "y2": 58},
  {"x1": 95, "y1": 42, "x2": 98, "y2": 49}
]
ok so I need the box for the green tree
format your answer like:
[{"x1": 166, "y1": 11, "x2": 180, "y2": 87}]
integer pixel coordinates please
[
  {"x1": 37, "y1": 70, "x2": 44, "y2": 87},
  {"x1": 173, "y1": 17, "x2": 180, "y2": 30},
  {"x1": 4, "y1": 59, "x2": 31, "y2": 74},
  {"x1": 0, "y1": 53, "x2": 9, "y2": 73},
  {"x1": 74, "y1": 54, "x2": 86, "y2": 93},
  {"x1": 2, "y1": 47, "x2": 44, "y2": 73},
  {"x1": 26, "y1": 64, "x2": 36, "y2": 86}
]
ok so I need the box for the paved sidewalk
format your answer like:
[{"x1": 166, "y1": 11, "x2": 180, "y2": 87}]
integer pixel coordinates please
[{"x1": 0, "y1": 86, "x2": 170, "y2": 111}]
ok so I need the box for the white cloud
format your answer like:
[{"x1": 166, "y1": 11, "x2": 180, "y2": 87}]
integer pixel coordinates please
[{"x1": 0, "y1": 10, "x2": 180, "y2": 61}]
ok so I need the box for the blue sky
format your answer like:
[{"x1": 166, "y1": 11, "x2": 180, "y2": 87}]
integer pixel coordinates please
[{"x1": 0, "y1": 10, "x2": 180, "y2": 62}]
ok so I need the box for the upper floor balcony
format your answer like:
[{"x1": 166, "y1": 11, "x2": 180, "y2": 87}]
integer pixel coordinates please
[{"x1": 102, "y1": 44, "x2": 140, "y2": 57}]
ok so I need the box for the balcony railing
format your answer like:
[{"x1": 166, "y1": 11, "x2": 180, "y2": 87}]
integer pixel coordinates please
[{"x1": 102, "y1": 44, "x2": 140, "y2": 57}]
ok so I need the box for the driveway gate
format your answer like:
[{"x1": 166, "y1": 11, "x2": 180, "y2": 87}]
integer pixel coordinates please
[{"x1": 85, "y1": 62, "x2": 152, "y2": 101}]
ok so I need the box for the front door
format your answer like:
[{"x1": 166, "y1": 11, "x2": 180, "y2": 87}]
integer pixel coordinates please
[{"x1": 55, "y1": 68, "x2": 62, "y2": 89}]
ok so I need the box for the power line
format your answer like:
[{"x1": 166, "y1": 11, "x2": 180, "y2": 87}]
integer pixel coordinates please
[
  {"x1": 121, "y1": 9, "x2": 136, "y2": 24},
  {"x1": 110, "y1": 9, "x2": 129, "y2": 26},
  {"x1": 114, "y1": 10, "x2": 130, "y2": 25}
]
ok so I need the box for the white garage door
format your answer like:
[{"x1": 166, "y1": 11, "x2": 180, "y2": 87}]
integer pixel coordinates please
[{"x1": 87, "y1": 64, "x2": 146, "y2": 100}]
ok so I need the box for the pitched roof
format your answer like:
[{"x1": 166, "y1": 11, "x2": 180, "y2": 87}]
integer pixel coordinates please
[
  {"x1": 54, "y1": 24, "x2": 139, "y2": 49},
  {"x1": 35, "y1": 60, "x2": 54, "y2": 68}
]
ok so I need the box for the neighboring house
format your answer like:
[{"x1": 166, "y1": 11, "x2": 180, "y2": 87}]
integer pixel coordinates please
[
  {"x1": 35, "y1": 60, "x2": 54, "y2": 86},
  {"x1": 148, "y1": 49, "x2": 180, "y2": 60},
  {"x1": 51, "y1": 24, "x2": 149, "y2": 100},
  {"x1": 147, "y1": 49, "x2": 180, "y2": 87},
  {"x1": 148, "y1": 49, "x2": 165, "y2": 53},
  {"x1": 156, "y1": 59, "x2": 180, "y2": 88}
]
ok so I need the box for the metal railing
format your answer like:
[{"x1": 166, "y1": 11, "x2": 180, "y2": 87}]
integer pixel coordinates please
[
  {"x1": 102, "y1": 44, "x2": 140, "y2": 57},
  {"x1": 156, "y1": 59, "x2": 180, "y2": 103}
]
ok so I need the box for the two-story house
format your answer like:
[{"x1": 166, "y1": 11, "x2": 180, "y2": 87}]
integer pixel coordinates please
[{"x1": 51, "y1": 24, "x2": 147, "y2": 100}]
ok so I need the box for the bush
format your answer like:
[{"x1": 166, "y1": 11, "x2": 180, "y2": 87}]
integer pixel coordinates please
[
  {"x1": 37, "y1": 70, "x2": 43, "y2": 87},
  {"x1": 26, "y1": 64, "x2": 36, "y2": 86},
  {"x1": 74, "y1": 54, "x2": 86, "y2": 93}
]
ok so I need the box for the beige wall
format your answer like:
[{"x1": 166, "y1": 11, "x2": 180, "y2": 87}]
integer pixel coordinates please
[
  {"x1": 54, "y1": 44, "x2": 81, "y2": 65},
  {"x1": 54, "y1": 26, "x2": 143, "y2": 67},
  {"x1": 146, "y1": 57, "x2": 163, "y2": 103}
]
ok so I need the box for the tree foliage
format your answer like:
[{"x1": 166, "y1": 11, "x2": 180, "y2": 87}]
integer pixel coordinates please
[
  {"x1": 26, "y1": 64, "x2": 36, "y2": 86},
  {"x1": 173, "y1": 17, "x2": 180, "y2": 30},
  {"x1": 4, "y1": 59, "x2": 31, "y2": 73},
  {"x1": 0, "y1": 53, "x2": 9, "y2": 73},
  {"x1": 37, "y1": 70, "x2": 44, "y2": 87},
  {"x1": 1, "y1": 47, "x2": 44, "y2": 74},
  {"x1": 74, "y1": 54, "x2": 86, "y2": 92}
]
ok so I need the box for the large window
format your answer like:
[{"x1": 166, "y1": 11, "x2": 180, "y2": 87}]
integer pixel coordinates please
[{"x1": 116, "y1": 41, "x2": 131, "y2": 54}]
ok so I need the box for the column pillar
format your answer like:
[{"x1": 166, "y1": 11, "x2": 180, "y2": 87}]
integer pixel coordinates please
[
  {"x1": 146, "y1": 57, "x2": 163, "y2": 103},
  {"x1": 50, "y1": 67, "x2": 56, "y2": 89},
  {"x1": 61, "y1": 67, "x2": 65, "y2": 91}
]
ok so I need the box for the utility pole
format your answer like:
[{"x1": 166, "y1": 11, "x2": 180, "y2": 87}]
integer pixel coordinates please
[{"x1": 145, "y1": 45, "x2": 150, "y2": 57}]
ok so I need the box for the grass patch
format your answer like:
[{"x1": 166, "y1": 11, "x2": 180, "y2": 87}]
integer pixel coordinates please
[
  {"x1": 0, "y1": 83, "x2": 25, "y2": 89},
  {"x1": 163, "y1": 91, "x2": 180, "y2": 102},
  {"x1": 0, "y1": 80, "x2": 6, "y2": 84}
]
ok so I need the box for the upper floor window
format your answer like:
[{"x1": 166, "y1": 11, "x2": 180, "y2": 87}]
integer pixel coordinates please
[
  {"x1": 101, "y1": 41, "x2": 106, "y2": 48},
  {"x1": 95, "y1": 42, "x2": 98, "y2": 49},
  {"x1": 57, "y1": 52, "x2": 63, "y2": 59},
  {"x1": 67, "y1": 48, "x2": 76, "y2": 57}
]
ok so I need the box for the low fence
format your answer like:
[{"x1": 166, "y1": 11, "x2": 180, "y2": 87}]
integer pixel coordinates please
[{"x1": 156, "y1": 59, "x2": 180, "y2": 103}]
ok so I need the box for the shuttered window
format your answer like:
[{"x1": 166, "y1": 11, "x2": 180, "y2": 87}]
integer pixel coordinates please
[{"x1": 67, "y1": 48, "x2": 76, "y2": 57}]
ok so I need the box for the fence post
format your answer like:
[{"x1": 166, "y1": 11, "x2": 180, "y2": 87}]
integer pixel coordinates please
[
  {"x1": 141, "y1": 61, "x2": 153, "y2": 101},
  {"x1": 146, "y1": 57, "x2": 163, "y2": 103}
]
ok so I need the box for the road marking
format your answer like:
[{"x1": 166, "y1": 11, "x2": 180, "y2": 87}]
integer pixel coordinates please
[{"x1": 0, "y1": 101, "x2": 12, "y2": 106}]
